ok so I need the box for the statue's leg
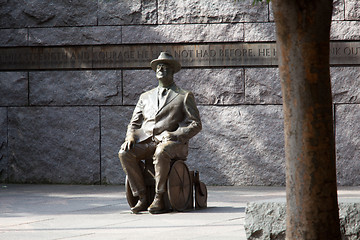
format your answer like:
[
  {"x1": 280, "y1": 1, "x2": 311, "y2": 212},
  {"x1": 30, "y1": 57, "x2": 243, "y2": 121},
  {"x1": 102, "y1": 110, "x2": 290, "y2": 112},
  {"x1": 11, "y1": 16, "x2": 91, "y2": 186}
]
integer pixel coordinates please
[
  {"x1": 149, "y1": 141, "x2": 188, "y2": 213},
  {"x1": 118, "y1": 141, "x2": 155, "y2": 197},
  {"x1": 153, "y1": 141, "x2": 188, "y2": 194}
]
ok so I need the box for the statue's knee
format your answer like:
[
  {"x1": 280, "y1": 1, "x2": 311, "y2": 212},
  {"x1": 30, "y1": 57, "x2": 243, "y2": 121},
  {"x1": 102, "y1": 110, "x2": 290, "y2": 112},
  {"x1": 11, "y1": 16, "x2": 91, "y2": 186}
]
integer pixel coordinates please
[
  {"x1": 153, "y1": 146, "x2": 171, "y2": 161},
  {"x1": 119, "y1": 149, "x2": 137, "y2": 165},
  {"x1": 118, "y1": 149, "x2": 128, "y2": 160}
]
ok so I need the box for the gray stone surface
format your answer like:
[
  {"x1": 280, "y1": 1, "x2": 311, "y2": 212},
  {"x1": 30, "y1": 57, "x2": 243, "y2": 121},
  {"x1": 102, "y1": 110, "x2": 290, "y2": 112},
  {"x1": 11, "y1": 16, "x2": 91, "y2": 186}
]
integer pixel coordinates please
[
  {"x1": 188, "y1": 105, "x2": 285, "y2": 186},
  {"x1": 0, "y1": 0, "x2": 97, "y2": 28},
  {"x1": 29, "y1": 26, "x2": 122, "y2": 46},
  {"x1": 331, "y1": 21, "x2": 360, "y2": 40},
  {"x1": 336, "y1": 104, "x2": 360, "y2": 186},
  {"x1": 29, "y1": 71, "x2": 122, "y2": 106},
  {"x1": 244, "y1": 23, "x2": 276, "y2": 42},
  {"x1": 268, "y1": 2, "x2": 274, "y2": 22},
  {"x1": 7, "y1": 107, "x2": 100, "y2": 184},
  {"x1": 0, "y1": 29, "x2": 28, "y2": 46},
  {"x1": 123, "y1": 70, "x2": 157, "y2": 105},
  {"x1": 333, "y1": 0, "x2": 345, "y2": 20},
  {"x1": 122, "y1": 23, "x2": 244, "y2": 43},
  {"x1": 245, "y1": 68, "x2": 281, "y2": 104},
  {"x1": 158, "y1": 0, "x2": 268, "y2": 24},
  {"x1": 245, "y1": 200, "x2": 286, "y2": 240},
  {"x1": 0, "y1": 108, "x2": 7, "y2": 182},
  {"x1": 331, "y1": 67, "x2": 360, "y2": 103},
  {"x1": 345, "y1": 0, "x2": 360, "y2": 20},
  {"x1": 339, "y1": 202, "x2": 360, "y2": 240},
  {"x1": 98, "y1": 0, "x2": 157, "y2": 25},
  {"x1": 0, "y1": 72, "x2": 28, "y2": 106},
  {"x1": 123, "y1": 69, "x2": 245, "y2": 105},
  {"x1": 245, "y1": 199, "x2": 360, "y2": 240},
  {"x1": 100, "y1": 107, "x2": 134, "y2": 184},
  {"x1": 178, "y1": 69, "x2": 245, "y2": 105}
]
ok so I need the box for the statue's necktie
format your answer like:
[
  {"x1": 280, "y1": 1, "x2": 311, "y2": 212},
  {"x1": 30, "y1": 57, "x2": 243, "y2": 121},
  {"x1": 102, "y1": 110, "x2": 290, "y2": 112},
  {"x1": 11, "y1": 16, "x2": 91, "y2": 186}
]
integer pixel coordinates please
[{"x1": 159, "y1": 88, "x2": 167, "y2": 108}]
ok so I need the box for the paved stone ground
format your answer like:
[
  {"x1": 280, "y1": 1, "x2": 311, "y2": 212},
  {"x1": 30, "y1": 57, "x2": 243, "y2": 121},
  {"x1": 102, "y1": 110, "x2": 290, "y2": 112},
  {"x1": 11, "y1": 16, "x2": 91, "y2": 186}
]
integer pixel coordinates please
[{"x1": 0, "y1": 184, "x2": 359, "y2": 240}]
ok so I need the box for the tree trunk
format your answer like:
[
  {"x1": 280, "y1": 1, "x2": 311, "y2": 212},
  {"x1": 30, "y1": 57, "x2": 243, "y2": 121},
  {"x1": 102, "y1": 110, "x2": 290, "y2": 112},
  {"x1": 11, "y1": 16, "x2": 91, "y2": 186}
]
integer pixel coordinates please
[{"x1": 272, "y1": 0, "x2": 341, "y2": 239}]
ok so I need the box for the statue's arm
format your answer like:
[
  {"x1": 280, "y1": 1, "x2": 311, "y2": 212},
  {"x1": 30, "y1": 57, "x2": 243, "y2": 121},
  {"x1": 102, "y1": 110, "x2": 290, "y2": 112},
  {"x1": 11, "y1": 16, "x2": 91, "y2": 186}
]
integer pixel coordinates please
[
  {"x1": 173, "y1": 92, "x2": 202, "y2": 143},
  {"x1": 121, "y1": 98, "x2": 144, "y2": 151}
]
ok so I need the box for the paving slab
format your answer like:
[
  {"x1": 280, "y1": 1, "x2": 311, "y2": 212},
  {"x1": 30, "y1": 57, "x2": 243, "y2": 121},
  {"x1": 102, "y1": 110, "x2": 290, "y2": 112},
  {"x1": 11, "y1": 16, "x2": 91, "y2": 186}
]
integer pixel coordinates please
[{"x1": 0, "y1": 184, "x2": 359, "y2": 240}]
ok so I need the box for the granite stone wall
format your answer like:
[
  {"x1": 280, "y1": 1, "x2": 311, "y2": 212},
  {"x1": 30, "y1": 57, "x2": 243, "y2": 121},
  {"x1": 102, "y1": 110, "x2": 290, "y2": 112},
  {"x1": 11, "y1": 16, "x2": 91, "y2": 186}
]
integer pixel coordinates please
[
  {"x1": 245, "y1": 199, "x2": 360, "y2": 239},
  {"x1": 0, "y1": 0, "x2": 359, "y2": 185}
]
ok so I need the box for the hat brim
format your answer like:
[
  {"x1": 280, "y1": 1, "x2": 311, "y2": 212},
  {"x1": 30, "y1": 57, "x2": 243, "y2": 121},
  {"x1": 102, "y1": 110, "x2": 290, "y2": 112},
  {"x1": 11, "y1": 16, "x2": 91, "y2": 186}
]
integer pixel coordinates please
[{"x1": 150, "y1": 59, "x2": 181, "y2": 73}]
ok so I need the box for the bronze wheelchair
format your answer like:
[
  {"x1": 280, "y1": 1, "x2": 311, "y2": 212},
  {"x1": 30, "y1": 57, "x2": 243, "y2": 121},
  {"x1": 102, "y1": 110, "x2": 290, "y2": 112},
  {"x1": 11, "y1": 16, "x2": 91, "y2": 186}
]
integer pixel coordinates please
[{"x1": 125, "y1": 158, "x2": 207, "y2": 212}]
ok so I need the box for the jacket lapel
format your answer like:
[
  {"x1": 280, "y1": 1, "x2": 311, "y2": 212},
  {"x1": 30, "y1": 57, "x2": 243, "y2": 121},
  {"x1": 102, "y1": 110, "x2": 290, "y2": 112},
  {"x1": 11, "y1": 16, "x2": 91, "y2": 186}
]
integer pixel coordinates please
[
  {"x1": 148, "y1": 88, "x2": 159, "y2": 113},
  {"x1": 157, "y1": 85, "x2": 179, "y2": 113},
  {"x1": 164, "y1": 88, "x2": 179, "y2": 106}
]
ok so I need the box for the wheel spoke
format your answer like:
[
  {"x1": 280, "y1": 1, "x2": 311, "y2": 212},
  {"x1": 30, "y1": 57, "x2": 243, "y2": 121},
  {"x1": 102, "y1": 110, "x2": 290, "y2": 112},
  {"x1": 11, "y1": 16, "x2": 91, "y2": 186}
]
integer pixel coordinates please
[
  {"x1": 182, "y1": 167, "x2": 185, "y2": 181},
  {"x1": 174, "y1": 166, "x2": 183, "y2": 184}
]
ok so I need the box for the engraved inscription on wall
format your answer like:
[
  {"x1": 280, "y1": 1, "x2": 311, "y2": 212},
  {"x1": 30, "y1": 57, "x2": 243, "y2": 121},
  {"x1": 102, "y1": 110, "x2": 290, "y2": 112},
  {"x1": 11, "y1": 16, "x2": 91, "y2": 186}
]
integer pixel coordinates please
[{"x1": 0, "y1": 42, "x2": 359, "y2": 70}]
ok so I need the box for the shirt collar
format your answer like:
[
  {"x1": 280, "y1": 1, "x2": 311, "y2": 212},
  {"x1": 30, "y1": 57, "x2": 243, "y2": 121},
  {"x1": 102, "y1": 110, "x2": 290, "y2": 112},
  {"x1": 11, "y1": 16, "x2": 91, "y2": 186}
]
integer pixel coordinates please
[{"x1": 158, "y1": 83, "x2": 176, "y2": 91}]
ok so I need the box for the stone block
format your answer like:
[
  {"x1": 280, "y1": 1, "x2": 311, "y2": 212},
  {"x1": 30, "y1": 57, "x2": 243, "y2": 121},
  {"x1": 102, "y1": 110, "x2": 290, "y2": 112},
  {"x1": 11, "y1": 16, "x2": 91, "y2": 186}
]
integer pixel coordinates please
[
  {"x1": 158, "y1": 0, "x2": 268, "y2": 24},
  {"x1": 123, "y1": 69, "x2": 245, "y2": 105},
  {"x1": 29, "y1": 71, "x2": 122, "y2": 106},
  {"x1": 245, "y1": 200, "x2": 286, "y2": 240},
  {"x1": 0, "y1": 0, "x2": 97, "y2": 28},
  {"x1": 188, "y1": 105, "x2": 285, "y2": 186},
  {"x1": 331, "y1": 67, "x2": 360, "y2": 103},
  {"x1": 244, "y1": 23, "x2": 276, "y2": 42},
  {"x1": 123, "y1": 70, "x2": 157, "y2": 105},
  {"x1": 345, "y1": 0, "x2": 360, "y2": 20},
  {"x1": 245, "y1": 199, "x2": 360, "y2": 240},
  {"x1": 177, "y1": 69, "x2": 245, "y2": 105},
  {"x1": 336, "y1": 104, "x2": 360, "y2": 186},
  {"x1": 339, "y1": 201, "x2": 360, "y2": 239},
  {"x1": 100, "y1": 106, "x2": 134, "y2": 184},
  {"x1": 98, "y1": 0, "x2": 157, "y2": 25},
  {"x1": 29, "y1": 26, "x2": 122, "y2": 46},
  {"x1": 245, "y1": 68, "x2": 281, "y2": 104},
  {"x1": 0, "y1": 72, "x2": 28, "y2": 106},
  {"x1": 0, "y1": 108, "x2": 7, "y2": 182},
  {"x1": 7, "y1": 107, "x2": 100, "y2": 184},
  {"x1": 269, "y1": 2, "x2": 274, "y2": 22},
  {"x1": 0, "y1": 29, "x2": 28, "y2": 46},
  {"x1": 331, "y1": 21, "x2": 360, "y2": 40},
  {"x1": 333, "y1": 0, "x2": 345, "y2": 20},
  {"x1": 123, "y1": 24, "x2": 244, "y2": 43},
  {"x1": 122, "y1": 24, "x2": 244, "y2": 43}
]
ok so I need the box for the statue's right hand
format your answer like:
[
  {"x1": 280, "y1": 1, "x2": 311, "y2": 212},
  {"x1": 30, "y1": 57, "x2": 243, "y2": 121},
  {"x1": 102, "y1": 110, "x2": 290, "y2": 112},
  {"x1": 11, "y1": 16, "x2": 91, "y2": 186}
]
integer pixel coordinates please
[{"x1": 121, "y1": 137, "x2": 135, "y2": 151}]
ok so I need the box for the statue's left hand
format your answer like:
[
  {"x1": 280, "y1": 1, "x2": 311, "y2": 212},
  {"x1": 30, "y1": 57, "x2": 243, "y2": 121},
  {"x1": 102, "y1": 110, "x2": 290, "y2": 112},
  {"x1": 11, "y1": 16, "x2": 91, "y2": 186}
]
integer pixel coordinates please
[
  {"x1": 160, "y1": 131, "x2": 178, "y2": 142},
  {"x1": 120, "y1": 136, "x2": 135, "y2": 151}
]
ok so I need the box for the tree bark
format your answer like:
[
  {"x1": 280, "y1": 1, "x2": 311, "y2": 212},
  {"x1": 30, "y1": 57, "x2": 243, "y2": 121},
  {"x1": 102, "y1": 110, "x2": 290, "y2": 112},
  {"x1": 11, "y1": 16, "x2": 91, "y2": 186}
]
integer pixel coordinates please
[{"x1": 272, "y1": 0, "x2": 341, "y2": 239}]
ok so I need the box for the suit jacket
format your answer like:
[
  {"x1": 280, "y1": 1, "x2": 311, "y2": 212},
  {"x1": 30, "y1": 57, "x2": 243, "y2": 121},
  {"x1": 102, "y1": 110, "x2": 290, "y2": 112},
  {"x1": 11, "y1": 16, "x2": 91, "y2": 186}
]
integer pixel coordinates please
[{"x1": 125, "y1": 84, "x2": 202, "y2": 144}]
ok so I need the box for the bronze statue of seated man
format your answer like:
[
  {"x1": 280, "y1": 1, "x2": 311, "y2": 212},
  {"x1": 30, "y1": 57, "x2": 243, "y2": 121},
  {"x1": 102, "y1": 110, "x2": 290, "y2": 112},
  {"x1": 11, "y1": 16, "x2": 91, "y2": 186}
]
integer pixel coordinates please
[{"x1": 119, "y1": 52, "x2": 202, "y2": 214}]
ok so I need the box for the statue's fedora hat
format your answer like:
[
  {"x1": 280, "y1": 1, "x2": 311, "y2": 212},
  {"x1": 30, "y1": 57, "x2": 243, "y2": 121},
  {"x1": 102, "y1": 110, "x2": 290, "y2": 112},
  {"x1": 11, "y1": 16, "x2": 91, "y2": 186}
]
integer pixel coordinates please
[{"x1": 150, "y1": 52, "x2": 181, "y2": 73}]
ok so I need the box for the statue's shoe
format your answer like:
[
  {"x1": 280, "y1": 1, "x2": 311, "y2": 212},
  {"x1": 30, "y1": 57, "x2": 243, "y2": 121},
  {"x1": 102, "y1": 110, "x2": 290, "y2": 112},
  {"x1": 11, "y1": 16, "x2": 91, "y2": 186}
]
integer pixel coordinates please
[
  {"x1": 148, "y1": 194, "x2": 167, "y2": 214},
  {"x1": 131, "y1": 199, "x2": 148, "y2": 214}
]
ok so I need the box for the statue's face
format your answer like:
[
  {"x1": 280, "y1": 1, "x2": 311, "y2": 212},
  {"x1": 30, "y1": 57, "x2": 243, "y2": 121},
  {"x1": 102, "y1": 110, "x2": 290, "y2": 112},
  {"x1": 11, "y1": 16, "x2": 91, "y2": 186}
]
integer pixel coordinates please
[{"x1": 156, "y1": 63, "x2": 173, "y2": 82}]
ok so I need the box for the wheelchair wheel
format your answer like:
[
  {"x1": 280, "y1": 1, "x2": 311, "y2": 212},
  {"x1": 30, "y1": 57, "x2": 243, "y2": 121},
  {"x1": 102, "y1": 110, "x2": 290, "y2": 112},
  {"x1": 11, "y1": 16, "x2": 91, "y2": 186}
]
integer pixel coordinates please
[{"x1": 167, "y1": 160, "x2": 192, "y2": 212}]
